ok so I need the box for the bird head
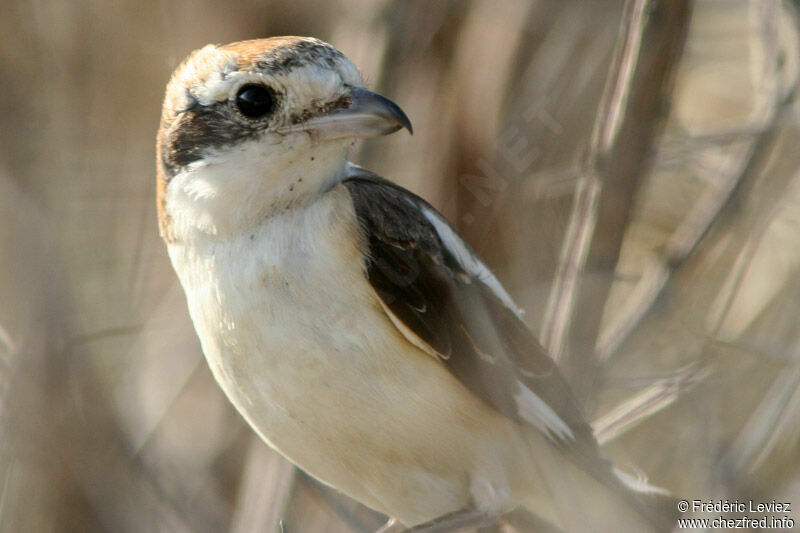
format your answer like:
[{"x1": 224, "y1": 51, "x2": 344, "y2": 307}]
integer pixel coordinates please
[{"x1": 156, "y1": 37, "x2": 411, "y2": 241}]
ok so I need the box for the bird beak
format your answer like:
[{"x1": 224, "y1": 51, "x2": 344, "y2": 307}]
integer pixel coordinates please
[{"x1": 277, "y1": 87, "x2": 413, "y2": 140}]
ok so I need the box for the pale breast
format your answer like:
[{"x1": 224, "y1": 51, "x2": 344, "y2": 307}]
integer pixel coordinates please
[
  {"x1": 167, "y1": 185, "x2": 521, "y2": 524},
  {"x1": 170, "y1": 185, "x2": 380, "y2": 415}
]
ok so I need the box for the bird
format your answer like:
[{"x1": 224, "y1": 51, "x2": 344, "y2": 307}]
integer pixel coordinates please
[{"x1": 156, "y1": 37, "x2": 677, "y2": 532}]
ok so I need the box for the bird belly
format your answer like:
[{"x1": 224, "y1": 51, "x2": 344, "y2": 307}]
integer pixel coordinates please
[{"x1": 192, "y1": 269, "x2": 511, "y2": 524}]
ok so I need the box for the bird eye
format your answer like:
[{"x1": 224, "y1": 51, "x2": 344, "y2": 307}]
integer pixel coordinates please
[{"x1": 235, "y1": 84, "x2": 276, "y2": 119}]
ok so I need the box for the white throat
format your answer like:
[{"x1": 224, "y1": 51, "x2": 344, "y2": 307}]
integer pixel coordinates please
[{"x1": 165, "y1": 136, "x2": 350, "y2": 241}]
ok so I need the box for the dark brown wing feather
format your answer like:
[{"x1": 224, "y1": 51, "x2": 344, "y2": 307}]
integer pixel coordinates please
[{"x1": 342, "y1": 168, "x2": 595, "y2": 447}]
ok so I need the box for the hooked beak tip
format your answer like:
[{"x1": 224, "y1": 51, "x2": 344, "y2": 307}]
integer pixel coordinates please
[{"x1": 345, "y1": 86, "x2": 413, "y2": 137}]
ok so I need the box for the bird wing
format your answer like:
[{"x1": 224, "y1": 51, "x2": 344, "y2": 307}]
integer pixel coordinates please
[{"x1": 341, "y1": 165, "x2": 595, "y2": 448}]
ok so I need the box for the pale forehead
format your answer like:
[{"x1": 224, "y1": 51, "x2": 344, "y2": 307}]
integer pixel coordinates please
[{"x1": 164, "y1": 37, "x2": 363, "y2": 113}]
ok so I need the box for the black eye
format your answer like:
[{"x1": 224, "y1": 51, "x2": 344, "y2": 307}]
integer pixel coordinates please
[{"x1": 235, "y1": 84, "x2": 276, "y2": 119}]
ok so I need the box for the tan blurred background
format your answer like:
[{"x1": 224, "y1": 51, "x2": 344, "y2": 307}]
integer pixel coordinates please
[{"x1": 2, "y1": 0, "x2": 800, "y2": 531}]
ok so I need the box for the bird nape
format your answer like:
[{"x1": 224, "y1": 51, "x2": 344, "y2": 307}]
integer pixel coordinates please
[{"x1": 157, "y1": 36, "x2": 677, "y2": 532}]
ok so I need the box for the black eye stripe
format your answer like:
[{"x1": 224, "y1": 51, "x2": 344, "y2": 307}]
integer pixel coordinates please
[
  {"x1": 160, "y1": 99, "x2": 262, "y2": 175},
  {"x1": 235, "y1": 84, "x2": 276, "y2": 119},
  {"x1": 160, "y1": 84, "x2": 279, "y2": 178}
]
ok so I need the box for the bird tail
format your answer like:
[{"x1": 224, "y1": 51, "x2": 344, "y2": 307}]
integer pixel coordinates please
[{"x1": 518, "y1": 436, "x2": 678, "y2": 532}]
